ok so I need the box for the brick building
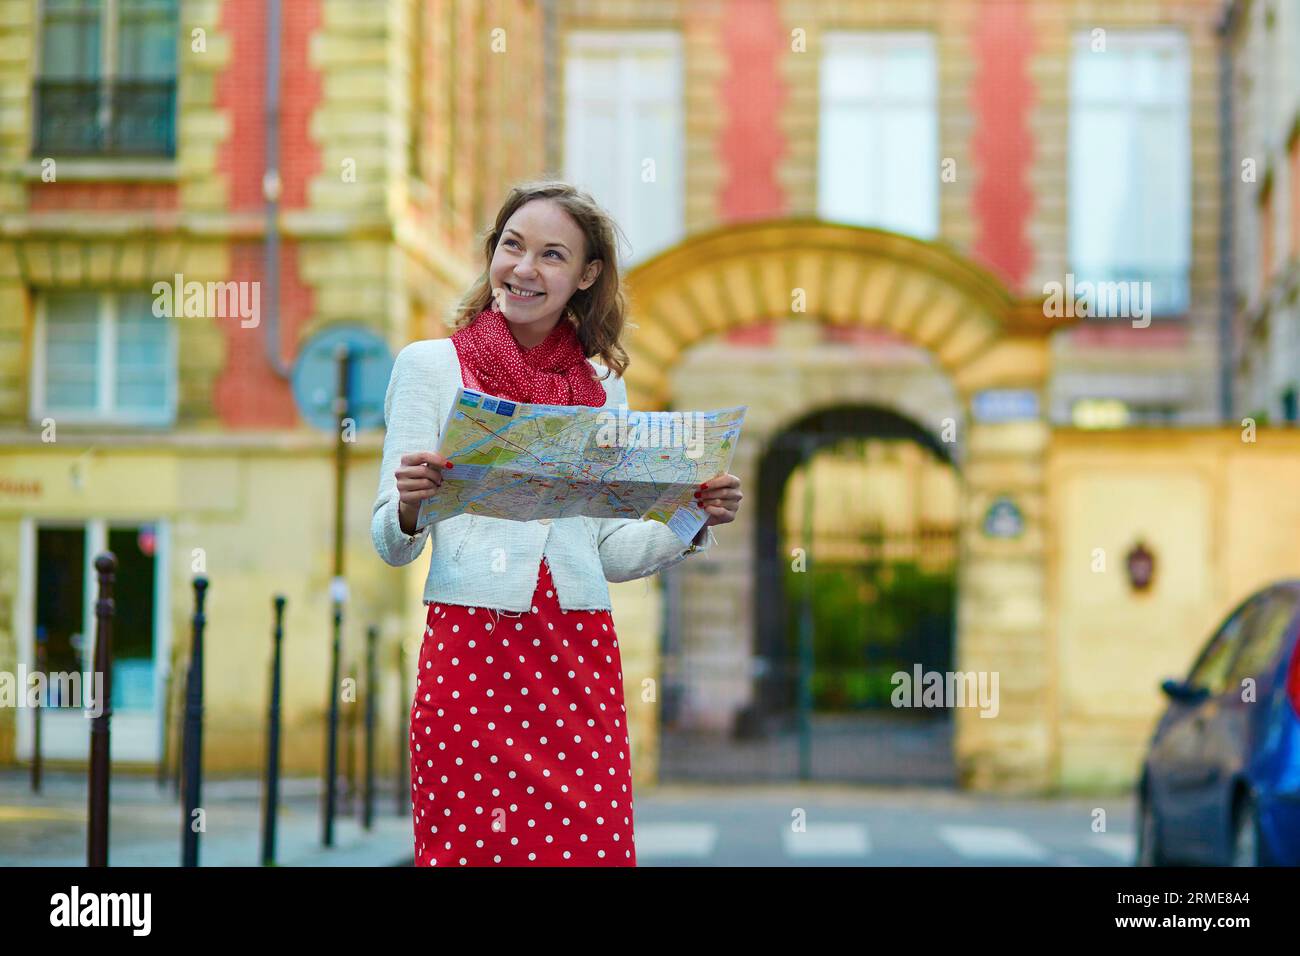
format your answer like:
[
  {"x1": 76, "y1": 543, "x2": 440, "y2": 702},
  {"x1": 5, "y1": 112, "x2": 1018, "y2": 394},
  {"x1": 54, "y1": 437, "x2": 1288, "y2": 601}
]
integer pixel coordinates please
[{"x1": 0, "y1": 0, "x2": 1281, "y2": 794}]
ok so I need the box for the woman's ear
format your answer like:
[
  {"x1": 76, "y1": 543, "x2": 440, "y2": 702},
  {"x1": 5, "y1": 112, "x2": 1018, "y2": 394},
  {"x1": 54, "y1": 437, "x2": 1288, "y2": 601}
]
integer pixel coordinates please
[{"x1": 578, "y1": 259, "x2": 602, "y2": 291}]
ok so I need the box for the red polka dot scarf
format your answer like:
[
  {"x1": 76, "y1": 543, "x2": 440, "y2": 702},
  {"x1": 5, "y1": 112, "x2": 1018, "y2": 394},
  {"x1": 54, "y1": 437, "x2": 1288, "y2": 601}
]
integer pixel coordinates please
[{"x1": 450, "y1": 304, "x2": 608, "y2": 408}]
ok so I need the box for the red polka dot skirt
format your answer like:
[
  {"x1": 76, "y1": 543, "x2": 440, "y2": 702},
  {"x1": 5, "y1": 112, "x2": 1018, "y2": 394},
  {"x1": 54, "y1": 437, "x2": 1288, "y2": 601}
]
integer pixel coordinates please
[{"x1": 409, "y1": 556, "x2": 638, "y2": 866}]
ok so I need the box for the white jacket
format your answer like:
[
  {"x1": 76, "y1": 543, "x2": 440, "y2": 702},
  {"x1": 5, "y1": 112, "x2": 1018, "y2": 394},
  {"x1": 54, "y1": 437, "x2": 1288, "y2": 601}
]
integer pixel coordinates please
[{"x1": 370, "y1": 338, "x2": 717, "y2": 612}]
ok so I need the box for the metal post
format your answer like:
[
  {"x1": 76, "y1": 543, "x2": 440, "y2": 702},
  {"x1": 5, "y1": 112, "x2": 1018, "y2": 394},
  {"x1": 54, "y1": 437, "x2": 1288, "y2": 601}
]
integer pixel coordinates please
[
  {"x1": 262, "y1": 595, "x2": 286, "y2": 866},
  {"x1": 87, "y1": 552, "x2": 117, "y2": 867},
  {"x1": 363, "y1": 625, "x2": 377, "y2": 829},
  {"x1": 344, "y1": 654, "x2": 357, "y2": 817},
  {"x1": 32, "y1": 625, "x2": 45, "y2": 794},
  {"x1": 797, "y1": 437, "x2": 815, "y2": 781},
  {"x1": 181, "y1": 576, "x2": 208, "y2": 867},
  {"x1": 322, "y1": 343, "x2": 351, "y2": 847}
]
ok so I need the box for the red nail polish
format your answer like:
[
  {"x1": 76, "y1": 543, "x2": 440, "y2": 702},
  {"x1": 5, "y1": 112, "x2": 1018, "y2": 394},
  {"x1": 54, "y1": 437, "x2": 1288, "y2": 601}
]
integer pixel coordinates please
[
  {"x1": 446, "y1": 461, "x2": 454, "y2": 469},
  {"x1": 699, "y1": 482, "x2": 707, "y2": 489},
  {"x1": 697, "y1": 501, "x2": 704, "y2": 508}
]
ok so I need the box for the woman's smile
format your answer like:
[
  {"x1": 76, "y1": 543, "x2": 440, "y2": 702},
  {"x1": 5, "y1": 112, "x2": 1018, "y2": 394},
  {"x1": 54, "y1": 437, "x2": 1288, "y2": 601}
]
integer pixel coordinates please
[{"x1": 504, "y1": 281, "x2": 545, "y2": 300}]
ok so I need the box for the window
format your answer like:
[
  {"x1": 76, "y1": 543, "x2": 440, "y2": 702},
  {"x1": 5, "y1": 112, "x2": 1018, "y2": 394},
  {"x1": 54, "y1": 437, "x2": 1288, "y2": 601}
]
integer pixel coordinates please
[
  {"x1": 1187, "y1": 596, "x2": 1262, "y2": 695},
  {"x1": 1069, "y1": 30, "x2": 1190, "y2": 316},
  {"x1": 1227, "y1": 589, "x2": 1300, "y2": 689},
  {"x1": 33, "y1": 290, "x2": 176, "y2": 425},
  {"x1": 34, "y1": 0, "x2": 178, "y2": 156},
  {"x1": 564, "y1": 31, "x2": 684, "y2": 266},
  {"x1": 818, "y1": 32, "x2": 938, "y2": 238}
]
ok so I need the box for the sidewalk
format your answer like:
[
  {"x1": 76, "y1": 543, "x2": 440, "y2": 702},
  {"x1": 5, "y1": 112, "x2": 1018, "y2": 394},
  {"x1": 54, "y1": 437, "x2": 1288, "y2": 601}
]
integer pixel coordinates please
[{"x1": 0, "y1": 769, "x2": 415, "y2": 867}]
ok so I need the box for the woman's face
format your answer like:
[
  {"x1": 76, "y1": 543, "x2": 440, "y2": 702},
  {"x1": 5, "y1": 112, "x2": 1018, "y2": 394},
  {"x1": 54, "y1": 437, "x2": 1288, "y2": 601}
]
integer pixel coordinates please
[{"x1": 488, "y1": 199, "x2": 602, "y2": 347}]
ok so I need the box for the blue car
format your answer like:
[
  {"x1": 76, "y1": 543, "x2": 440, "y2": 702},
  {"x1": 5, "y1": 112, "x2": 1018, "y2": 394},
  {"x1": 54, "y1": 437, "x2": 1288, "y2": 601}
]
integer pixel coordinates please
[{"x1": 1137, "y1": 580, "x2": 1300, "y2": 866}]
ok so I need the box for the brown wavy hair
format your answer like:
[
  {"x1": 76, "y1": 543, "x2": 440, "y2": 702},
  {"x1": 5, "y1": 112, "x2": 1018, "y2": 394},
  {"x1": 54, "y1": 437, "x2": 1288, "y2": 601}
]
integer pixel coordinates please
[{"x1": 449, "y1": 180, "x2": 631, "y2": 380}]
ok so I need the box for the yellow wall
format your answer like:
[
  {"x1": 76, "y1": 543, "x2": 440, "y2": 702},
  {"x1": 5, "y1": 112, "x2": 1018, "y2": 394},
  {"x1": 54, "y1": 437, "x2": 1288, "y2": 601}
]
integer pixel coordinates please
[
  {"x1": 1047, "y1": 426, "x2": 1300, "y2": 791},
  {"x1": 0, "y1": 437, "x2": 665, "y2": 782}
]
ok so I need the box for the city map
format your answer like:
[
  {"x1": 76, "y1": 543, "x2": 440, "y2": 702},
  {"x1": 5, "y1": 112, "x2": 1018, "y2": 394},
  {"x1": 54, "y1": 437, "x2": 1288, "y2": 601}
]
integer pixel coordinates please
[{"x1": 415, "y1": 387, "x2": 748, "y2": 544}]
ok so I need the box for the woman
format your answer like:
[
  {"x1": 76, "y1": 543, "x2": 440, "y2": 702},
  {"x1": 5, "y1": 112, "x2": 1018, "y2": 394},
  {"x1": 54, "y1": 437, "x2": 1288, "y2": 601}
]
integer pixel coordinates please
[{"x1": 370, "y1": 181, "x2": 743, "y2": 866}]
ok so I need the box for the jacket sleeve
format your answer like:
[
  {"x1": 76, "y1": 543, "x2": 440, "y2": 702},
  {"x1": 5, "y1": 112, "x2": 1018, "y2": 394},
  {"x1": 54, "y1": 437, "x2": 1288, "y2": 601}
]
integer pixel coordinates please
[
  {"x1": 590, "y1": 372, "x2": 718, "y2": 583},
  {"x1": 593, "y1": 517, "x2": 718, "y2": 583},
  {"x1": 370, "y1": 342, "x2": 439, "y2": 568}
]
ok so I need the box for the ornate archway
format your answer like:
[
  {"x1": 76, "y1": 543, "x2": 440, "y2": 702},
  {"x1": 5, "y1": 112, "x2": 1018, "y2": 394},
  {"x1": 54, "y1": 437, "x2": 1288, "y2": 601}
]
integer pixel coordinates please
[{"x1": 623, "y1": 218, "x2": 1070, "y2": 792}]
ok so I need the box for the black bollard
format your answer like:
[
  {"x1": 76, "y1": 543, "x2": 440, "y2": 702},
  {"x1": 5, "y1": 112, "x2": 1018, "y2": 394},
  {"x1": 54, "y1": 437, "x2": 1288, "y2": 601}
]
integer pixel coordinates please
[
  {"x1": 87, "y1": 552, "x2": 117, "y2": 867},
  {"x1": 343, "y1": 655, "x2": 356, "y2": 817},
  {"x1": 395, "y1": 642, "x2": 406, "y2": 818},
  {"x1": 32, "y1": 625, "x2": 46, "y2": 794},
  {"x1": 363, "y1": 625, "x2": 377, "y2": 830},
  {"x1": 262, "y1": 595, "x2": 286, "y2": 866},
  {"x1": 323, "y1": 596, "x2": 343, "y2": 847},
  {"x1": 180, "y1": 576, "x2": 208, "y2": 867}
]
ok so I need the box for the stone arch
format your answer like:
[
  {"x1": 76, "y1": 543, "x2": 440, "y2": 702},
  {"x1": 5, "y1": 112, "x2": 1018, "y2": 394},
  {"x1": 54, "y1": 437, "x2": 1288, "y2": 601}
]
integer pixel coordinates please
[
  {"x1": 626, "y1": 218, "x2": 1070, "y2": 792},
  {"x1": 621, "y1": 217, "x2": 1059, "y2": 412}
]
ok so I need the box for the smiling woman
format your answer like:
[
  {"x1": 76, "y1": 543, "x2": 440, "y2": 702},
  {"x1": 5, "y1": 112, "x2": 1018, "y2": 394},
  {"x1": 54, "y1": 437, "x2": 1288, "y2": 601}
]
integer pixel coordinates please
[{"x1": 374, "y1": 179, "x2": 743, "y2": 868}]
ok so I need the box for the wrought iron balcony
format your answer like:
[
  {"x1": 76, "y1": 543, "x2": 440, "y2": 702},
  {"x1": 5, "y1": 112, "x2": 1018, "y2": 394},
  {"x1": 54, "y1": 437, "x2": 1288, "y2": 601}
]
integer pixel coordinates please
[{"x1": 33, "y1": 77, "x2": 176, "y2": 157}]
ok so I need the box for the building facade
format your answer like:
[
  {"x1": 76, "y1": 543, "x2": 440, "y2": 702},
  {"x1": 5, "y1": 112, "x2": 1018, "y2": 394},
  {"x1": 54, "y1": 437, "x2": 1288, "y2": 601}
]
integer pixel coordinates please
[
  {"x1": 1, "y1": 0, "x2": 1283, "y2": 795},
  {"x1": 1223, "y1": 0, "x2": 1300, "y2": 424}
]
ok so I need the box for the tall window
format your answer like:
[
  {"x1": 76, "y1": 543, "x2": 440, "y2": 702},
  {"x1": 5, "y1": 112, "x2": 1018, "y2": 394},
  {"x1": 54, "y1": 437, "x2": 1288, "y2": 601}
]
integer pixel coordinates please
[
  {"x1": 1069, "y1": 30, "x2": 1191, "y2": 316},
  {"x1": 818, "y1": 32, "x2": 938, "y2": 238},
  {"x1": 564, "y1": 31, "x2": 684, "y2": 266},
  {"x1": 35, "y1": 0, "x2": 178, "y2": 156},
  {"x1": 33, "y1": 290, "x2": 175, "y2": 425}
]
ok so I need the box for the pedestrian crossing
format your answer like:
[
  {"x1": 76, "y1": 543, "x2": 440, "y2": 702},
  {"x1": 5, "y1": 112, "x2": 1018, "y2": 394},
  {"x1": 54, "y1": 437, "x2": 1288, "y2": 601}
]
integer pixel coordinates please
[
  {"x1": 633, "y1": 821, "x2": 1135, "y2": 865},
  {"x1": 781, "y1": 823, "x2": 872, "y2": 858}
]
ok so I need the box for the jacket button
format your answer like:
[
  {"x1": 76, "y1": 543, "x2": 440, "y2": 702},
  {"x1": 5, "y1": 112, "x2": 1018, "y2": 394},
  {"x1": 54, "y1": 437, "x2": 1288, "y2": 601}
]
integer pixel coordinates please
[{"x1": 537, "y1": 517, "x2": 552, "y2": 525}]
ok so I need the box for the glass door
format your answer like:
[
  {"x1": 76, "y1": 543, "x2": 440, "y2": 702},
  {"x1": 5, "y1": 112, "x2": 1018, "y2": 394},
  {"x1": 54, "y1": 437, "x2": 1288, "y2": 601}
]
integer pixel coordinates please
[{"x1": 21, "y1": 518, "x2": 168, "y2": 763}]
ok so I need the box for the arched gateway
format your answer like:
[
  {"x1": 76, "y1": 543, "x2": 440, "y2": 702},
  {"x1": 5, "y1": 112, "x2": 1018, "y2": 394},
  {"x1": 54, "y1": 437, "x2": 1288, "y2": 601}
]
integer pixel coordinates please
[{"x1": 620, "y1": 218, "x2": 1071, "y2": 792}]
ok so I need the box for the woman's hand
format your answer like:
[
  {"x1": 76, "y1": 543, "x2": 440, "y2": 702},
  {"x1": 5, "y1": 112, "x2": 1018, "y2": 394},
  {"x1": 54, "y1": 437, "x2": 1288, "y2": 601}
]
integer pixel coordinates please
[
  {"x1": 395, "y1": 451, "x2": 454, "y2": 534},
  {"x1": 695, "y1": 473, "x2": 742, "y2": 528}
]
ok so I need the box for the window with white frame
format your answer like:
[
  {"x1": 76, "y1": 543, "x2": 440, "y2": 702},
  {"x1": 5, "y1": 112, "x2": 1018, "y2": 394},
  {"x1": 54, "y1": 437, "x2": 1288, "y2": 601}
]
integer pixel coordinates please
[
  {"x1": 1069, "y1": 30, "x2": 1191, "y2": 316},
  {"x1": 818, "y1": 31, "x2": 938, "y2": 238},
  {"x1": 34, "y1": 289, "x2": 175, "y2": 425},
  {"x1": 35, "y1": 0, "x2": 178, "y2": 156},
  {"x1": 563, "y1": 31, "x2": 684, "y2": 267}
]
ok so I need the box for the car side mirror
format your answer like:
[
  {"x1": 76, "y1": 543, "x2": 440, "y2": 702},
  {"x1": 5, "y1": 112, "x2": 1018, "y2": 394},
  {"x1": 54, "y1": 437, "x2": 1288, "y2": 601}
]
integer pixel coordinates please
[{"x1": 1161, "y1": 678, "x2": 1208, "y2": 703}]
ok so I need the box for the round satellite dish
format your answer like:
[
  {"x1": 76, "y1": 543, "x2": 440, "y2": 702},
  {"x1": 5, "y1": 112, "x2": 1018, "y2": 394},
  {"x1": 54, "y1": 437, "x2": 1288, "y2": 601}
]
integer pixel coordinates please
[{"x1": 291, "y1": 324, "x2": 393, "y2": 432}]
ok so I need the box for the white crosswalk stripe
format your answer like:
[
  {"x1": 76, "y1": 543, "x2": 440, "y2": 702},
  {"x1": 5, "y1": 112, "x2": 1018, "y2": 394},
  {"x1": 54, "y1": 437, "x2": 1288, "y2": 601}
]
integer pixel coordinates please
[
  {"x1": 781, "y1": 823, "x2": 871, "y2": 858},
  {"x1": 634, "y1": 823, "x2": 718, "y2": 859},
  {"x1": 937, "y1": 825, "x2": 1050, "y2": 861}
]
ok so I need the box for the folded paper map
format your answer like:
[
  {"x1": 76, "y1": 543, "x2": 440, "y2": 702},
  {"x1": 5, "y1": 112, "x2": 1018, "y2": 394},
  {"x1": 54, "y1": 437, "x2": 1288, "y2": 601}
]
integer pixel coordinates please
[{"x1": 415, "y1": 387, "x2": 748, "y2": 544}]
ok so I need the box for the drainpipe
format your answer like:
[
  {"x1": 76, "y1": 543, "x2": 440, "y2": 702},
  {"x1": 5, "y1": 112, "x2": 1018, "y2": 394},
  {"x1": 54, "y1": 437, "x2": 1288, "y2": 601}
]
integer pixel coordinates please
[
  {"x1": 263, "y1": 0, "x2": 290, "y2": 379},
  {"x1": 1216, "y1": 1, "x2": 1243, "y2": 423},
  {"x1": 542, "y1": 0, "x2": 559, "y2": 175}
]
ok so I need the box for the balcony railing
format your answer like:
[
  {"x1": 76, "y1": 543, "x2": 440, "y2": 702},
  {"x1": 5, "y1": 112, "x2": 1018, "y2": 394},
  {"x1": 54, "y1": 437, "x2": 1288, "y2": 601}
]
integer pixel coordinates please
[{"x1": 33, "y1": 77, "x2": 176, "y2": 157}]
